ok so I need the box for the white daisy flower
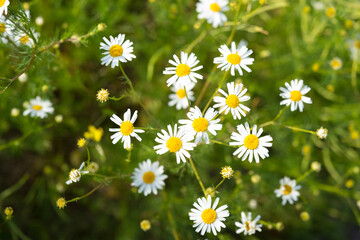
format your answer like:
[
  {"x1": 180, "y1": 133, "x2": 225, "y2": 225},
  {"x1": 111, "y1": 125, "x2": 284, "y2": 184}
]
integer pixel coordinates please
[
  {"x1": 235, "y1": 212, "x2": 262, "y2": 236},
  {"x1": 280, "y1": 79, "x2": 312, "y2": 112},
  {"x1": 214, "y1": 41, "x2": 254, "y2": 76},
  {"x1": 0, "y1": 15, "x2": 14, "y2": 44},
  {"x1": 179, "y1": 106, "x2": 222, "y2": 144},
  {"x1": 163, "y1": 51, "x2": 203, "y2": 87},
  {"x1": 316, "y1": 126, "x2": 328, "y2": 140},
  {"x1": 196, "y1": 0, "x2": 229, "y2": 28},
  {"x1": 14, "y1": 32, "x2": 39, "y2": 47},
  {"x1": 23, "y1": 96, "x2": 54, "y2": 119},
  {"x1": 189, "y1": 195, "x2": 230, "y2": 236},
  {"x1": 100, "y1": 34, "x2": 136, "y2": 68},
  {"x1": 347, "y1": 39, "x2": 360, "y2": 60},
  {"x1": 274, "y1": 176, "x2": 301, "y2": 205},
  {"x1": 329, "y1": 57, "x2": 342, "y2": 70},
  {"x1": 169, "y1": 82, "x2": 195, "y2": 110},
  {"x1": 131, "y1": 159, "x2": 168, "y2": 196},
  {"x1": 213, "y1": 81, "x2": 250, "y2": 120},
  {"x1": 230, "y1": 122, "x2": 273, "y2": 163},
  {"x1": 154, "y1": 124, "x2": 196, "y2": 164},
  {"x1": 0, "y1": 0, "x2": 10, "y2": 16},
  {"x1": 109, "y1": 109, "x2": 145, "y2": 149},
  {"x1": 66, "y1": 162, "x2": 89, "y2": 185}
]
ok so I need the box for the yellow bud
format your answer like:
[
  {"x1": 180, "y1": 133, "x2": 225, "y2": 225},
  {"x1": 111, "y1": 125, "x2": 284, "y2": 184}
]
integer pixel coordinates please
[
  {"x1": 327, "y1": 84, "x2": 335, "y2": 93},
  {"x1": 140, "y1": 220, "x2": 151, "y2": 231},
  {"x1": 325, "y1": 7, "x2": 336, "y2": 18},
  {"x1": 345, "y1": 20, "x2": 354, "y2": 29},
  {"x1": 56, "y1": 198, "x2": 66, "y2": 209},
  {"x1": 4, "y1": 207, "x2": 13, "y2": 217},
  {"x1": 300, "y1": 211, "x2": 310, "y2": 221},
  {"x1": 97, "y1": 23, "x2": 106, "y2": 31},
  {"x1": 350, "y1": 130, "x2": 359, "y2": 140},
  {"x1": 23, "y1": 2, "x2": 30, "y2": 10},
  {"x1": 77, "y1": 138, "x2": 86, "y2": 148},
  {"x1": 312, "y1": 62, "x2": 320, "y2": 72},
  {"x1": 303, "y1": 6, "x2": 310, "y2": 13},
  {"x1": 345, "y1": 179, "x2": 354, "y2": 189}
]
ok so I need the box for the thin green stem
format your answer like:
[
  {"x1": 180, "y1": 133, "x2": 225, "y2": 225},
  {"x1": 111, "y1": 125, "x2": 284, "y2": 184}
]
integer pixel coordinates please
[
  {"x1": 66, "y1": 183, "x2": 104, "y2": 203},
  {"x1": 274, "y1": 123, "x2": 316, "y2": 135},
  {"x1": 108, "y1": 95, "x2": 128, "y2": 101},
  {"x1": 260, "y1": 105, "x2": 288, "y2": 128},
  {"x1": 226, "y1": 0, "x2": 241, "y2": 45},
  {"x1": 162, "y1": 191, "x2": 180, "y2": 240},
  {"x1": 351, "y1": 46, "x2": 359, "y2": 96},
  {"x1": 188, "y1": 157, "x2": 206, "y2": 196},
  {"x1": 296, "y1": 169, "x2": 314, "y2": 183},
  {"x1": 212, "y1": 140, "x2": 238, "y2": 148},
  {"x1": 185, "y1": 28, "x2": 207, "y2": 53},
  {"x1": 184, "y1": 86, "x2": 191, "y2": 112},
  {"x1": 86, "y1": 146, "x2": 91, "y2": 166},
  {"x1": 213, "y1": 178, "x2": 225, "y2": 192},
  {"x1": 136, "y1": 127, "x2": 161, "y2": 131},
  {"x1": 202, "y1": 71, "x2": 228, "y2": 114}
]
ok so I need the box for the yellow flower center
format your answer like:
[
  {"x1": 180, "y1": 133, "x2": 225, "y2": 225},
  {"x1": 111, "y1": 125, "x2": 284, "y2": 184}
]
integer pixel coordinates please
[
  {"x1": 109, "y1": 44, "x2": 123, "y2": 57},
  {"x1": 210, "y1": 3, "x2": 221, "y2": 12},
  {"x1": 290, "y1": 90, "x2": 302, "y2": 102},
  {"x1": 120, "y1": 121, "x2": 134, "y2": 136},
  {"x1": 226, "y1": 53, "x2": 241, "y2": 65},
  {"x1": 225, "y1": 94, "x2": 240, "y2": 108},
  {"x1": 245, "y1": 221, "x2": 251, "y2": 231},
  {"x1": 244, "y1": 134, "x2": 259, "y2": 150},
  {"x1": 326, "y1": 7, "x2": 336, "y2": 18},
  {"x1": 70, "y1": 169, "x2": 80, "y2": 179},
  {"x1": 192, "y1": 117, "x2": 209, "y2": 132},
  {"x1": 142, "y1": 171, "x2": 155, "y2": 184},
  {"x1": 32, "y1": 105, "x2": 43, "y2": 111},
  {"x1": 20, "y1": 35, "x2": 30, "y2": 44},
  {"x1": 176, "y1": 64, "x2": 191, "y2": 77},
  {"x1": 0, "y1": 23, "x2": 5, "y2": 33},
  {"x1": 283, "y1": 184, "x2": 292, "y2": 195},
  {"x1": 166, "y1": 137, "x2": 182, "y2": 152},
  {"x1": 355, "y1": 40, "x2": 360, "y2": 49},
  {"x1": 330, "y1": 59, "x2": 342, "y2": 70},
  {"x1": 201, "y1": 208, "x2": 217, "y2": 224},
  {"x1": 176, "y1": 89, "x2": 186, "y2": 99},
  {"x1": 0, "y1": 0, "x2": 5, "y2": 7}
]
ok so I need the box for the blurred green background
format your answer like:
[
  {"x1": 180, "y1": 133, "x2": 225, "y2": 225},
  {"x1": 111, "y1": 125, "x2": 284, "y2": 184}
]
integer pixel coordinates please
[{"x1": 1, "y1": 0, "x2": 360, "y2": 239}]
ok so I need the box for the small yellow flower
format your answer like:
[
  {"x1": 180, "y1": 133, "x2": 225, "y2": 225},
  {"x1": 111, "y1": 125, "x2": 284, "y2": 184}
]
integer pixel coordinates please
[
  {"x1": 259, "y1": 0, "x2": 266, "y2": 6},
  {"x1": 345, "y1": 179, "x2": 354, "y2": 188},
  {"x1": 251, "y1": 174, "x2": 261, "y2": 184},
  {"x1": 11, "y1": 108, "x2": 20, "y2": 117},
  {"x1": 327, "y1": 84, "x2": 335, "y2": 92},
  {"x1": 300, "y1": 211, "x2": 310, "y2": 221},
  {"x1": 4, "y1": 207, "x2": 13, "y2": 219},
  {"x1": 350, "y1": 130, "x2": 359, "y2": 140},
  {"x1": 56, "y1": 198, "x2": 67, "y2": 209},
  {"x1": 77, "y1": 138, "x2": 86, "y2": 148},
  {"x1": 55, "y1": 114, "x2": 63, "y2": 123},
  {"x1": 96, "y1": 88, "x2": 110, "y2": 103},
  {"x1": 303, "y1": 6, "x2": 310, "y2": 14},
  {"x1": 220, "y1": 166, "x2": 234, "y2": 179},
  {"x1": 345, "y1": 20, "x2": 354, "y2": 29},
  {"x1": 84, "y1": 125, "x2": 103, "y2": 142},
  {"x1": 23, "y1": 2, "x2": 30, "y2": 10},
  {"x1": 325, "y1": 7, "x2": 336, "y2": 18},
  {"x1": 330, "y1": 57, "x2": 342, "y2": 70},
  {"x1": 275, "y1": 222, "x2": 284, "y2": 231},
  {"x1": 302, "y1": 145, "x2": 311, "y2": 156},
  {"x1": 312, "y1": 62, "x2": 320, "y2": 72},
  {"x1": 140, "y1": 220, "x2": 151, "y2": 231}
]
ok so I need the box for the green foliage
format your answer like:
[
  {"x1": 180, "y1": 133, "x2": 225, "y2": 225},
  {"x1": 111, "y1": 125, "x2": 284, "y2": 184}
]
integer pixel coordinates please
[{"x1": 1, "y1": 0, "x2": 360, "y2": 239}]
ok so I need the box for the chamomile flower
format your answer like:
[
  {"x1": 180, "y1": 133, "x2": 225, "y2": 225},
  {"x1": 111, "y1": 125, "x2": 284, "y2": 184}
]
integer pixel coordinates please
[
  {"x1": 348, "y1": 39, "x2": 360, "y2": 60},
  {"x1": 109, "y1": 109, "x2": 144, "y2": 149},
  {"x1": 213, "y1": 81, "x2": 250, "y2": 120},
  {"x1": 154, "y1": 124, "x2": 196, "y2": 164},
  {"x1": 196, "y1": 0, "x2": 229, "y2": 28},
  {"x1": 100, "y1": 34, "x2": 136, "y2": 68},
  {"x1": 235, "y1": 212, "x2": 262, "y2": 236},
  {"x1": 0, "y1": 0, "x2": 10, "y2": 16},
  {"x1": 274, "y1": 177, "x2": 301, "y2": 205},
  {"x1": 280, "y1": 79, "x2": 312, "y2": 112},
  {"x1": 169, "y1": 82, "x2": 195, "y2": 110},
  {"x1": 179, "y1": 106, "x2": 222, "y2": 144},
  {"x1": 131, "y1": 159, "x2": 168, "y2": 196},
  {"x1": 0, "y1": 15, "x2": 13, "y2": 44},
  {"x1": 329, "y1": 57, "x2": 342, "y2": 70},
  {"x1": 23, "y1": 96, "x2": 54, "y2": 119},
  {"x1": 189, "y1": 195, "x2": 230, "y2": 236},
  {"x1": 230, "y1": 122, "x2": 273, "y2": 163},
  {"x1": 163, "y1": 52, "x2": 203, "y2": 87},
  {"x1": 14, "y1": 32, "x2": 39, "y2": 47},
  {"x1": 65, "y1": 162, "x2": 89, "y2": 185},
  {"x1": 214, "y1": 41, "x2": 254, "y2": 76}
]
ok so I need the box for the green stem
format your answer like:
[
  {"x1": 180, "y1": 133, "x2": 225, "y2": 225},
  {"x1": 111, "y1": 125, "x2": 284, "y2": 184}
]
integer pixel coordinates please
[
  {"x1": 213, "y1": 178, "x2": 225, "y2": 192},
  {"x1": 108, "y1": 95, "x2": 128, "y2": 101},
  {"x1": 66, "y1": 183, "x2": 104, "y2": 203},
  {"x1": 162, "y1": 191, "x2": 180, "y2": 240},
  {"x1": 296, "y1": 169, "x2": 314, "y2": 183},
  {"x1": 202, "y1": 71, "x2": 228, "y2": 114},
  {"x1": 184, "y1": 86, "x2": 191, "y2": 112},
  {"x1": 351, "y1": 46, "x2": 359, "y2": 96},
  {"x1": 226, "y1": 0, "x2": 241, "y2": 45},
  {"x1": 185, "y1": 28, "x2": 207, "y2": 53},
  {"x1": 212, "y1": 140, "x2": 238, "y2": 148},
  {"x1": 86, "y1": 146, "x2": 91, "y2": 166},
  {"x1": 188, "y1": 157, "x2": 206, "y2": 196},
  {"x1": 322, "y1": 145, "x2": 342, "y2": 184},
  {"x1": 274, "y1": 123, "x2": 316, "y2": 135},
  {"x1": 260, "y1": 105, "x2": 288, "y2": 128}
]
